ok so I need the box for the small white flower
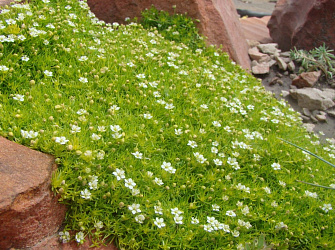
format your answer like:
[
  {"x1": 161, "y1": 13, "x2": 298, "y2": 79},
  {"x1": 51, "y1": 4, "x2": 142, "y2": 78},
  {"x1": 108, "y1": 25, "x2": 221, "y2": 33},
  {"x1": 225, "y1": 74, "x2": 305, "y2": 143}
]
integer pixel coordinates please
[
  {"x1": 154, "y1": 217, "x2": 166, "y2": 228},
  {"x1": 44, "y1": 70, "x2": 53, "y2": 77},
  {"x1": 304, "y1": 190, "x2": 318, "y2": 198},
  {"x1": 187, "y1": 140, "x2": 198, "y2": 148},
  {"x1": 212, "y1": 121, "x2": 221, "y2": 127},
  {"x1": 124, "y1": 178, "x2": 136, "y2": 189},
  {"x1": 80, "y1": 189, "x2": 91, "y2": 199},
  {"x1": 13, "y1": 94, "x2": 24, "y2": 102},
  {"x1": 0, "y1": 65, "x2": 9, "y2": 71},
  {"x1": 77, "y1": 109, "x2": 88, "y2": 115},
  {"x1": 132, "y1": 151, "x2": 143, "y2": 159},
  {"x1": 174, "y1": 129, "x2": 183, "y2": 135},
  {"x1": 212, "y1": 204, "x2": 220, "y2": 211},
  {"x1": 91, "y1": 133, "x2": 101, "y2": 140},
  {"x1": 154, "y1": 205, "x2": 163, "y2": 215},
  {"x1": 211, "y1": 147, "x2": 218, "y2": 154},
  {"x1": 55, "y1": 136, "x2": 69, "y2": 145},
  {"x1": 191, "y1": 217, "x2": 199, "y2": 224},
  {"x1": 79, "y1": 77, "x2": 88, "y2": 83},
  {"x1": 226, "y1": 210, "x2": 236, "y2": 217},
  {"x1": 78, "y1": 56, "x2": 88, "y2": 61},
  {"x1": 200, "y1": 104, "x2": 208, "y2": 109},
  {"x1": 204, "y1": 224, "x2": 213, "y2": 232},
  {"x1": 174, "y1": 215, "x2": 183, "y2": 224},
  {"x1": 135, "y1": 214, "x2": 145, "y2": 223},
  {"x1": 71, "y1": 125, "x2": 81, "y2": 133},
  {"x1": 213, "y1": 159, "x2": 222, "y2": 166},
  {"x1": 21, "y1": 55, "x2": 29, "y2": 61},
  {"x1": 75, "y1": 231, "x2": 84, "y2": 244},
  {"x1": 271, "y1": 162, "x2": 281, "y2": 170},
  {"x1": 165, "y1": 103, "x2": 175, "y2": 110},
  {"x1": 94, "y1": 221, "x2": 103, "y2": 229},
  {"x1": 136, "y1": 73, "x2": 146, "y2": 79},
  {"x1": 113, "y1": 168, "x2": 125, "y2": 180},
  {"x1": 171, "y1": 207, "x2": 183, "y2": 215},
  {"x1": 154, "y1": 177, "x2": 164, "y2": 186},
  {"x1": 275, "y1": 222, "x2": 288, "y2": 230},
  {"x1": 232, "y1": 230, "x2": 240, "y2": 237},
  {"x1": 263, "y1": 187, "x2": 271, "y2": 194},
  {"x1": 110, "y1": 125, "x2": 122, "y2": 132},
  {"x1": 321, "y1": 204, "x2": 332, "y2": 213},
  {"x1": 128, "y1": 203, "x2": 141, "y2": 214},
  {"x1": 143, "y1": 113, "x2": 153, "y2": 119}
]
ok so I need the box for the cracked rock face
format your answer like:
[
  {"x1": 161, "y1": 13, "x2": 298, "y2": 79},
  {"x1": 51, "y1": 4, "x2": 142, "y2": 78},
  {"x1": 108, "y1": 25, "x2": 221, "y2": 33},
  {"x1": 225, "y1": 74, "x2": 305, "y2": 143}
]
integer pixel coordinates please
[
  {"x1": 268, "y1": 0, "x2": 335, "y2": 52},
  {"x1": 289, "y1": 88, "x2": 335, "y2": 111},
  {"x1": 0, "y1": 137, "x2": 66, "y2": 249}
]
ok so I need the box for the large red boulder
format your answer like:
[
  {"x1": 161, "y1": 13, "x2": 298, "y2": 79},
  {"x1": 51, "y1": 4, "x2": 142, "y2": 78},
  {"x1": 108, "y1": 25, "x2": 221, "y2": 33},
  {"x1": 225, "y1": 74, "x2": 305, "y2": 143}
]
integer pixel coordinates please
[
  {"x1": 87, "y1": 0, "x2": 251, "y2": 70},
  {"x1": 0, "y1": 137, "x2": 66, "y2": 249},
  {"x1": 268, "y1": 0, "x2": 335, "y2": 52}
]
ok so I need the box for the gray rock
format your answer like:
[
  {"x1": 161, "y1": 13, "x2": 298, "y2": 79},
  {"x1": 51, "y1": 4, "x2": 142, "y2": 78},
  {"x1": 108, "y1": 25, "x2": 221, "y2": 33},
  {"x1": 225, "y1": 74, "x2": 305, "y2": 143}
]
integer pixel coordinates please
[
  {"x1": 269, "y1": 59, "x2": 277, "y2": 67},
  {"x1": 275, "y1": 56, "x2": 288, "y2": 70},
  {"x1": 248, "y1": 47, "x2": 269, "y2": 61},
  {"x1": 301, "y1": 114, "x2": 311, "y2": 122},
  {"x1": 302, "y1": 108, "x2": 311, "y2": 117},
  {"x1": 315, "y1": 114, "x2": 327, "y2": 122},
  {"x1": 252, "y1": 61, "x2": 270, "y2": 75},
  {"x1": 287, "y1": 61, "x2": 295, "y2": 72},
  {"x1": 289, "y1": 88, "x2": 335, "y2": 110},
  {"x1": 322, "y1": 88, "x2": 335, "y2": 100},
  {"x1": 310, "y1": 115, "x2": 318, "y2": 123},
  {"x1": 327, "y1": 110, "x2": 335, "y2": 118},
  {"x1": 280, "y1": 51, "x2": 291, "y2": 57},
  {"x1": 247, "y1": 39, "x2": 260, "y2": 48},
  {"x1": 257, "y1": 43, "x2": 279, "y2": 54},
  {"x1": 281, "y1": 90, "x2": 290, "y2": 97}
]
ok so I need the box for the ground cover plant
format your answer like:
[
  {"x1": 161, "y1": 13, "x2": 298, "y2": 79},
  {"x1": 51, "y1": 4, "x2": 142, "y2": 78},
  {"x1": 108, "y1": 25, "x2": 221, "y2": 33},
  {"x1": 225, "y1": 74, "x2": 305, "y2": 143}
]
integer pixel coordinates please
[{"x1": 0, "y1": 0, "x2": 335, "y2": 249}]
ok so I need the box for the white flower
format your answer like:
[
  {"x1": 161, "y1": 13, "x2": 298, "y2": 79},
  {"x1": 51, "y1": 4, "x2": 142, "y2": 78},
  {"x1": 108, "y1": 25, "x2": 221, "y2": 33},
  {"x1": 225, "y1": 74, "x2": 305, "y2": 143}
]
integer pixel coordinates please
[
  {"x1": 275, "y1": 222, "x2": 288, "y2": 230},
  {"x1": 304, "y1": 190, "x2": 318, "y2": 198},
  {"x1": 97, "y1": 126, "x2": 106, "y2": 132},
  {"x1": 80, "y1": 189, "x2": 91, "y2": 199},
  {"x1": 154, "y1": 217, "x2": 166, "y2": 228},
  {"x1": 143, "y1": 113, "x2": 153, "y2": 119},
  {"x1": 212, "y1": 121, "x2": 221, "y2": 127},
  {"x1": 124, "y1": 178, "x2": 136, "y2": 190},
  {"x1": 13, "y1": 94, "x2": 24, "y2": 102},
  {"x1": 128, "y1": 203, "x2": 141, "y2": 214},
  {"x1": 21, "y1": 55, "x2": 29, "y2": 61},
  {"x1": 94, "y1": 221, "x2": 103, "y2": 229},
  {"x1": 109, "y1": 105, "x2": 120, "y2": 111},
  {"x1": 154, "y1": 177, "x2": 164, "y2": 186},
  {"x1": 77, "y1": 109, "x2": 88, "y2": 115},
  {"x1": 187, "y1": 140, "x2": 198, "y2": 148},
  {"x1": 21, "y1": 130, "x2": 38, "y2": 139},
  {"x1": 212, "y1": 204, "x2": 220, "y2": 211},
  {"x1": 131, "y1": 188, "x2": 140, "y2": 196},
  {"x1": 59, "y1": 231, "x2": 70, "y2": 243},
  {"x1": 0, "y1": 65, "x2": 9, "y2": 71},
  {"x1": 110, "y1": 125, "x2": 122, "y2": 132},
  {"x1": 78, "y1": 56, "x2": 88, "y2": 61},
  {"x1": 161, "y1": 162, "x2": 176, "y2": 174},
  {"x1": 200, "y1": 104, "x2": 208, "y2": 109},
  {"x1": 193, "y1": 152, "x2": 207, "y2": 164},
  {"x1": 55, "y1": 136, "x2": 69, "y2": 145},
  {"x1": 75, "y1": 231, "x2": 84, "y2": 244},
  {"x1": 263, "y1": 187, "x2": 271, "y2": 194},
  {"x1": 191, "y1": 217, "x2": 199, "y2": 224},
  {"x1": 226, "y1": 210, "x2": 236, "y2": 217},
  {"x1": 232, "y1": 230, "x2": 240, "y2": 237},
  {"x1": 174, "y1": 215, "x2": 183, "y2": 224},
  {"x1": 174, "y1": 129, "x2": 183, "y2": 135},
  {"x1": 213, "y1": 159, "x2": 222, "y2": 166},
  {"x1": 113, "y1": 168, "x2": 125, "y2": 180},
  {"x1": 136, "y1": 73, "x2": 146, "y2": 79},
  {"x1": 44, "y1": 70, "x2": 53, "y2": 76},
  {"x1": 154, "y1": 205, "x2": 163, "y2": 215},
  {"x1": 91, "y1": 133, "x2": 101, "y2": 140},
  {"x1": 88, "y1": 176, "x2": 98, "y2": 190},
  {"x1": 132, "y1": 151, "x2": 143, "y2": 159},
  {"x1": 204, "y1": 224, "x2": 213, "y2": 232},
  {"x1": 165, "y1": 103, "x2": 175, "y2": 110},
  {"x1": 321, "y1": 204, "x2": 332, "y2": 213},
  {"x1": 211, "y1": 147, "x2": 218, "y2": 154},
  {"x1": 271, "y1": 162, "x2": 281, "y2": 170},
  {"x1": 79, "y1": 77, "x2": 88, "y2": 83},
  {"x1": 171, "y1": 207, "x2": 183, "y2": 215},
  {"x1": 135, "y1": 214, "x2": 145, "y2": 223},
  {"x1": 71, "y1": 125, "x2": 81, "y2": 133}
]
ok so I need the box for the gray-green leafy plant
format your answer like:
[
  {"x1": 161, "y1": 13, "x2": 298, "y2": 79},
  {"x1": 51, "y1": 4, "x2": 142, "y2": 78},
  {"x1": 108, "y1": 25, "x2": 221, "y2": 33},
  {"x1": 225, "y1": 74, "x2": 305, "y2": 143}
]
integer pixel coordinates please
[{"x1": 290, "y1": 43, "x2": 335, "y2": 80}]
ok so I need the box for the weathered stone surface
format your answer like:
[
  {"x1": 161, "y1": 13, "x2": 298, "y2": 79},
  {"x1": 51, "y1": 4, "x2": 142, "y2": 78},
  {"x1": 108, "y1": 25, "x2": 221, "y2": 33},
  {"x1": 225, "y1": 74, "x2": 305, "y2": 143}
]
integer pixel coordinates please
[
  {"x1": 251, "y1": 61, "x2": 270, "y2": 74},
  {"x1": 315, "y1": 114, "x2": 327, "y2": 122},
  {"x1": 327, "y1": 110, "x2": 335, "y2": 118},
  {"x1": 0, "y1": 137, "x2": 66, "y2": 249},
  {"x1": 87, "y1": 0, "x2": 251, "y2": 70},
  {"x1": 257, "y1": 43, "x2": 279, "y2": 54},
  {"x1": 268, "y1": 0, "x2": 335, "y2": 51},
  {"x1": 292, "y1": 71, "x2": 321, "y2": 88},
  {"x1": 289, "y1": 88, "x2": 335, "y2": 111},
  {"x1": 248, "y1": 47, "x2": 270, "y2": 62},
  {"x1": 275, "y1": 56, "x2": 287, "y2": 70},
  {"x1": 287, "y1": 61, "x2": 295, "y2": 72},
  {"x1": 239, "y1": 16, "x2": 273, "y2": 44}
]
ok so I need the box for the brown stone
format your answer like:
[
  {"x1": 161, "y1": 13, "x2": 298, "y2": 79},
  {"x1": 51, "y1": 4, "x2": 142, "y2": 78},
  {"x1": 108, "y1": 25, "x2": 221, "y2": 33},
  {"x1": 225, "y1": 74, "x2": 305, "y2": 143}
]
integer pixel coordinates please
[
  {"x1": 268, "y1": 0, "x2": 335, "y2": 52},
  {"x1": 0, "y1": 137, "x2": 66, "y2": 249},
  {"x1": 87, "y1": 0, "x2": 251, "y2": 70},
  {"x1": 292, "y1": 71, "x2": 321, "y2": 88},
  {"x1": 239, "y1": 16, "x2": 273, "y2": 44},
  {"x1": 251, "y1": 61, "x2": 270, "y2": 74}
]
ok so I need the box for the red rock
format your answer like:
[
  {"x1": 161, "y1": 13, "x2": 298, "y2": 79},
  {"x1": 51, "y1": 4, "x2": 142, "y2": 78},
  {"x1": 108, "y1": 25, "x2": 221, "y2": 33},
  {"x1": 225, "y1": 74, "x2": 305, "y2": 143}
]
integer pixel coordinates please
[
  {"x1": 292, "y1": 71, "x2": 321, "y2": 88},
  {"x1": 0, "y1": 137, "x2": 66, "y2": 249},
  {"x1": 268, "y1": 0, "x2": 335, "y2": 52},
  {"x1": 87, "y1": 0, "x2": 250, "y2": 70}
]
